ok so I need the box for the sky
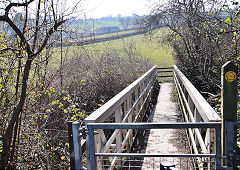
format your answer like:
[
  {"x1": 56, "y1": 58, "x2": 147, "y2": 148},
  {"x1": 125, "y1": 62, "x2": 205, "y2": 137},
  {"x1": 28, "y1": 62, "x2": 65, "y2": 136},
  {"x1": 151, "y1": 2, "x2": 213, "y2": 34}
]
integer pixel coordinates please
[{"x1": 80, "y1": 0, "x2": 152, "y2": 18}]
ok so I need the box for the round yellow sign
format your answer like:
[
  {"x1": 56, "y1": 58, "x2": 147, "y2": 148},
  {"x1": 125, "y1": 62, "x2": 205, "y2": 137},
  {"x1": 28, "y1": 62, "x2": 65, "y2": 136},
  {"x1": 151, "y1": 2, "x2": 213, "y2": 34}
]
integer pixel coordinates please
[{"x1": 225, "y1": 71, "x2": 237, "y2": 82}]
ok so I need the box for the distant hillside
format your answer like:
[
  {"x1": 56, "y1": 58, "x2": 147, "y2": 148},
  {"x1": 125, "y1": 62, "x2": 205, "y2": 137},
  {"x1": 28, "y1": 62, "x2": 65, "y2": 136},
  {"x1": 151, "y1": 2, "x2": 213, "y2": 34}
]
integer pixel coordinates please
[
  {"x1": 68, "y1": 14, "x2": 141, "y2": 34},
  {"x1": 55, "y1": 29, "x2": 147, "y2": 47}
]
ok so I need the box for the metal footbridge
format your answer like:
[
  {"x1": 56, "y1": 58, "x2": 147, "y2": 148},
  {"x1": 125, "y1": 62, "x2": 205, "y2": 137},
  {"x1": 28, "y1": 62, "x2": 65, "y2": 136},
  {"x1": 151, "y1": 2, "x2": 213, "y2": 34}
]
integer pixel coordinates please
[{"x1": 68, "y1": 62, "x2": 239, "y2": 170}]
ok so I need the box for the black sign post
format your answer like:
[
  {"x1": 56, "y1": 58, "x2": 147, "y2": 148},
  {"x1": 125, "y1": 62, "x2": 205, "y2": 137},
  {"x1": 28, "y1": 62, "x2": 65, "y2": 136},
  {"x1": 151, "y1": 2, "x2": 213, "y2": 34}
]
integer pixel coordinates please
[{"x1": 221, "y1": 61, "x2": 238, "y2": 168}]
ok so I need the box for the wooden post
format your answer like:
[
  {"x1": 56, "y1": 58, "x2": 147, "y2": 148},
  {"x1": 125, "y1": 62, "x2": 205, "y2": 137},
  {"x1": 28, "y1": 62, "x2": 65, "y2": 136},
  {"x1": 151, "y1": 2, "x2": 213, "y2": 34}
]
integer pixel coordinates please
[
  {"x1": 127, "y1": 97, "x2": 133, "y2": 146},
  {"x1": 96, "y1": 129, "x2": 106, "y2": 170},
  {"x1": 134, "y1": 88, "x2": 139, "y2": 119},
  {"x1": 221, "y1": 61, "x2": 238, "y2": 167},
  {"x1": 139, "y1": 82, "x2": 144, "y2": 120},
  {"x1": 115, "y1": 106, "x2": 123, "y2": 166}
]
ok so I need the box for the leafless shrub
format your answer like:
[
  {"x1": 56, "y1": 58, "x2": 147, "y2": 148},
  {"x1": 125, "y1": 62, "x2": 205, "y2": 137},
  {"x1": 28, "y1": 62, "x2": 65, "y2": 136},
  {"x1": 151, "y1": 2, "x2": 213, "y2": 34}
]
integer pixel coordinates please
[
  {"x1": 59, "y1": 45, "x2": 151, "y2": 113},
  {"x1": 8, "y1": 40, "x2": 151, "y2": 169},
  {"x1": 142, "y1": 0, "x2": 240, "y2": 97}
]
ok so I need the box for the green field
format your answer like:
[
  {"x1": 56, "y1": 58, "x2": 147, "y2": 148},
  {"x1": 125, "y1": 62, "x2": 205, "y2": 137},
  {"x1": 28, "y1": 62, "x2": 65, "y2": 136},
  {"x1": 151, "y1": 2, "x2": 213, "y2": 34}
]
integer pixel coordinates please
[
  {"x1": 51, "y1": 28, "x2": 174, "y2": 68},
  {"x1": 89, "y1": 29, "x2": 137, "y2": 39},
  {"x1": 64, "y1": 30, "x2": 137, "y2": 44}
]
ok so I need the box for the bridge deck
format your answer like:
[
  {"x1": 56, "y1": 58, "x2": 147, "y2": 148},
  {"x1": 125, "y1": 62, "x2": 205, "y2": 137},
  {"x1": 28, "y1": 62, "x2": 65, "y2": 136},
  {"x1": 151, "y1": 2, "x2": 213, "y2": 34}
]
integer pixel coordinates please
[{"x1": 141, "y1": 83, "x2": 191, "y2": 169}]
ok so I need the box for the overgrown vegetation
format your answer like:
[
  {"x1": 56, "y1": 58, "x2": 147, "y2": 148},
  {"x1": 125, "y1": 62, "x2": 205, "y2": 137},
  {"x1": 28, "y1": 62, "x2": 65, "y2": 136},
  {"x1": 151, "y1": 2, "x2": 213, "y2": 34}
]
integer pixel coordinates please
[
  {"x1": 59, "y1": 46, "x2": 151, "y2": 113},
  {"x1": 1, "y1": 45, "x2": 150, "y2": 169},
  {"x1": 0, "y1": 0, "x2": 153, "y2": 169},
  {"x1": 143, "y1": 0, "x2": 239, "y2": 107},
  {"x1": 142, "y1": 0, "x2": 240, "y2": 167}
]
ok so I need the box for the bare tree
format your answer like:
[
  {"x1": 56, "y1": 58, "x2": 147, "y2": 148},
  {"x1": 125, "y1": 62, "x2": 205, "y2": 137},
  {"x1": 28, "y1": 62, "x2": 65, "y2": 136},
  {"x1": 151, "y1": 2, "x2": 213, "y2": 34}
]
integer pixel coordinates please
[
  {"x1": 119, "y1": 16, "x2": 133, "y2": 30},
  {"x1": 0, "y1": 0, "x2": 82, "y2": 168},
  {"x1": 142, "y1": 0, "x2": 240, "y2": 96}
]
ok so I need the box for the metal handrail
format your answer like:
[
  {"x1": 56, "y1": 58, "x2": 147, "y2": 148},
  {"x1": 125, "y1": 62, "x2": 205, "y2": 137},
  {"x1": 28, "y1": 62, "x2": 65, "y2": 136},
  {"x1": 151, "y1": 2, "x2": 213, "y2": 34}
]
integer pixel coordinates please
[
  {"x1": 87, "y1": 122, "x2": 222, "y2": 170},
  {"x1": 173, "y1": 65, "x2": 221, "y2": 122},
  {"x1": 173, "y1": 65, "x2": 221, "y2": 169},
  {"x1": 83, "y1": 66, "x2": 158, "y2": 169},
  {"x1": 85, "y1": 66, "x2": 157, "y2": 123},
  {"x1": 70, "y1": 65, "x2": 224, "y2": 170}
]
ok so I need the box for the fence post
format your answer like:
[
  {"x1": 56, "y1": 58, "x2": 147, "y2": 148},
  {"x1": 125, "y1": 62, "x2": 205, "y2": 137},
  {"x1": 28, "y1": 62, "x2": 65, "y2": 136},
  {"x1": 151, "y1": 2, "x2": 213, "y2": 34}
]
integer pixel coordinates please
[
  {"x1": 67, "y1": 121, "x2": 75, "y2": 169},
  {"x1": 88, "y1": 126, "x2": 96, "y2": 170},
  {"x1": 221, "y1": 61, "x2": 238, "y2": 168},
  {"x1": 115, "y1": 106, "x2": 123, "y2": 166},
  {"x1": 72, "y1": 121, "x2": 82, "y2": 169},
  {"x1": 216, "y1": 125, "x2": 222, "y2": 169}
]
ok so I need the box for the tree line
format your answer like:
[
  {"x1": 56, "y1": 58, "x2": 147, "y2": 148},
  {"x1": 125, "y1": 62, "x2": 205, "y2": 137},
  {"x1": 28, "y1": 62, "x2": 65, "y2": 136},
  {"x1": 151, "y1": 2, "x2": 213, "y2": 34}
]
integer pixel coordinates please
[
  {"x1": 0, "y1": 0, "x2": 151, "y2": 169},
  {"x1": 142, "y1": 0, "x2": 240, "y2": 103}
]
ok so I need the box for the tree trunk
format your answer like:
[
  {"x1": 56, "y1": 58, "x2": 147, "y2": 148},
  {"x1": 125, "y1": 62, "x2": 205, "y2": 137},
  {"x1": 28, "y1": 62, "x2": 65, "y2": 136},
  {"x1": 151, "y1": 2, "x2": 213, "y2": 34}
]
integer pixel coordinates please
[{"x1": 1, "y1": 57, "x2": 33, "y2": 169}]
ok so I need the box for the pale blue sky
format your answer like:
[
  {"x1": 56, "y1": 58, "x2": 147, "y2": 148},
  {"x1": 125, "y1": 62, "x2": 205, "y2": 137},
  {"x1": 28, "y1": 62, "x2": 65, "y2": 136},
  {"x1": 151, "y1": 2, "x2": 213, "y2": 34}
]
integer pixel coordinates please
[{"x1": 81, "y1": 0, "x2": 151, "y2": 18}]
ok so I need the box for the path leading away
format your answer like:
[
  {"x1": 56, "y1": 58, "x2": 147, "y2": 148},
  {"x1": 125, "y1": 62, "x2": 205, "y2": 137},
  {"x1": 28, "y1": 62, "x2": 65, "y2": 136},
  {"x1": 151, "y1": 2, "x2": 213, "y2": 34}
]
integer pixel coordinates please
[{"x1": 141, "y1": 83, "x2": 190, "y2": 170}]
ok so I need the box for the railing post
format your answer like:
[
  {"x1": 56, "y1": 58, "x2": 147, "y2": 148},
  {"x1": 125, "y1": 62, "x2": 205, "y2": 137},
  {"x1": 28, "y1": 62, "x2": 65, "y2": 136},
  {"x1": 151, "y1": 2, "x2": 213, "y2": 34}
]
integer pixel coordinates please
[
  {"x1": 139, "y1": 81, "x2": 144, "y2": 120},
  {"x1": 115, "y1": 106, "x2": 123, "y2": 165},
  {"x1": 127, "y1": 97, "x2": 133, "y2": 146},
  {"x1": 67, "y1": 121, "x2": 75, "y2": 169},
  {"x1": 88, "y1": 125, "x2": 96, "y2": 170},
  {"x1": 95, "y1": 129, "x2": 104, "y2": 170},
  {"x1": 72, "y1": 121, "x2": 82, "y2": 169},
  {"x1": 134, "y1": 88, "x2": 139, "y2": 120},
  {"x1": 216, "y1": 124, "x2": 222, "y2": 169},
  {"x1": 221, "y1": 61, "x2": 238, "y2": 168}
]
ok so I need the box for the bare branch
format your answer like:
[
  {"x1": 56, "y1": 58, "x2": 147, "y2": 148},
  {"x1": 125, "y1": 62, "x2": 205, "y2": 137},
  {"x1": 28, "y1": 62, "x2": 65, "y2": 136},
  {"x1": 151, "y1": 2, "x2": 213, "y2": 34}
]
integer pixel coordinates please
[
  {"x1": 35, "y1": 19, "x2": 67, "y2": 56},
  {"x1": 22, "y1": 2, "x2": 29, "y2": 37},
  {"x1": 0, "y1": 15, "x2": 7, "y2": 21},
  {"x1": 2, "y1": 16, "x2": 33, "y2": 55},
  {"x1": 5, "y1": 0, "x2": 35, "y2": 16},
  {"x1": 51, "y1": 0, "x2": 56, "y2": 22},
  {"x1": 32, "y1": 0, "x2": 41, "y2": 51},
  {"x1": 0, "y1": 47, "x2": 20, "y2": 54}
]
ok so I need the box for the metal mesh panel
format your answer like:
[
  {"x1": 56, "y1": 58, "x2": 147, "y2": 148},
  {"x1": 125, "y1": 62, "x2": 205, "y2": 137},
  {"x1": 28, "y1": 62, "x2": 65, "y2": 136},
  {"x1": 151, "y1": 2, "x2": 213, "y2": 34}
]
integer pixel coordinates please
[{"x1": 98, "y1": 156, "x2": 216, "y2": 170}]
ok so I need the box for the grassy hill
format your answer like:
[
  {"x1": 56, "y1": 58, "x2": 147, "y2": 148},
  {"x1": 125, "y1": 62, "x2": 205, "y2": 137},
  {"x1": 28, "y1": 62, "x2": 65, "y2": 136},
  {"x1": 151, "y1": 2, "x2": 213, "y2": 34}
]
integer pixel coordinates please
[
  {"x1": 85, "y1": 28, "x2": 174, "y2": 67},
  {"x1": 51, "y1": 28, "x2": 173, "y2": 68}
]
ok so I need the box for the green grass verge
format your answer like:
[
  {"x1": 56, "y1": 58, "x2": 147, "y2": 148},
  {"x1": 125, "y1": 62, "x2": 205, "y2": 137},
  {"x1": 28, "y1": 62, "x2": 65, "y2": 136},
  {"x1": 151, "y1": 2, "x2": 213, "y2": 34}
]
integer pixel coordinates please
[{"x1": 50, "y1": 28, "x2": 174, "y2": 68}]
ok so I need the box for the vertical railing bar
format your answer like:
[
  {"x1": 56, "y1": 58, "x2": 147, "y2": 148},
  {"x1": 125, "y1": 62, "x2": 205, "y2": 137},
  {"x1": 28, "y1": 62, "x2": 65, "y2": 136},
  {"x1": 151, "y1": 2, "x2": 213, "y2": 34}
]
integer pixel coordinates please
[
  {"x1": 107, "y1": 85, "x2": 155, "y2": 169},
  {"x1": 173, "y1": 70, "x2": 207, "y2": 154},
  {"x1": 127, "y1": 97, "x2": 133, "y2": 146},
  {"x1": 72, "y1": 122, "x2": 82, "y2": 169},
  {"x1": 100, "y1": 70, "x2": 157, "y2": 154},
  {"x1": 88, "y1": 126, "x2": 96, "y2": 170},
  {"x1": 115, "y1": 106, "x2": 123, "y2": 167},
  {"x1": 215, "y1": 125, "x2": 221, "y2": 169},
  {"x1": 173, "y1": 71, "x2": 204, "y2": 169}
]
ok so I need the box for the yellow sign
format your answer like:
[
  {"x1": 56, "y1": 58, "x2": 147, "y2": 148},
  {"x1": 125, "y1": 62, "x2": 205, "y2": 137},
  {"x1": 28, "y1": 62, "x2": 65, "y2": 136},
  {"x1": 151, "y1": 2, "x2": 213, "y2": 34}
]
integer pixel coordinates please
[{"x1": 225, "y1": 71, "x2": 237, "y2": 82}]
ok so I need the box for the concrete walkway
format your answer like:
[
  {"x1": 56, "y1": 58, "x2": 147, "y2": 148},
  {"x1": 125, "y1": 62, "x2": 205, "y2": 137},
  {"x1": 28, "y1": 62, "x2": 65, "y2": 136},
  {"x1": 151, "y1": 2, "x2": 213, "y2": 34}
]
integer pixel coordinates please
[{"x1": 141, "y1": 83, "x2": 190, "y2": 170}]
